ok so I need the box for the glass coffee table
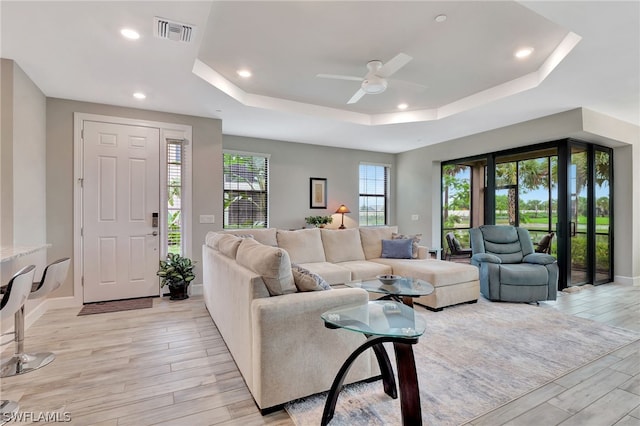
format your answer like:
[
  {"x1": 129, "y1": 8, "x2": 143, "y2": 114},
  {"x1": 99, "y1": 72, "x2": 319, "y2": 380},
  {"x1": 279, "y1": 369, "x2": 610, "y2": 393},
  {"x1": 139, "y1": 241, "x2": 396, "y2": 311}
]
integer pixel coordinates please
[
  {"x1": 346, "y1": 276, "x2": 434, "y2": 307},
  {"x1": 321, "y1": 300, "x2": 426, "y2": 425}
]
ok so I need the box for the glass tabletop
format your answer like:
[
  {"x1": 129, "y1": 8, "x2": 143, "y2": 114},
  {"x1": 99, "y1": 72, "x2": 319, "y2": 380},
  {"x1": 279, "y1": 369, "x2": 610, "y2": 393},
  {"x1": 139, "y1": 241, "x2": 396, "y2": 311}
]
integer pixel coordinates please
[
  {"x1": 321, "y1": 301, "x2": 426, "y2": 338},
  {"x1": 346, "y1": 276, "x2": 434, "y2": 297}
]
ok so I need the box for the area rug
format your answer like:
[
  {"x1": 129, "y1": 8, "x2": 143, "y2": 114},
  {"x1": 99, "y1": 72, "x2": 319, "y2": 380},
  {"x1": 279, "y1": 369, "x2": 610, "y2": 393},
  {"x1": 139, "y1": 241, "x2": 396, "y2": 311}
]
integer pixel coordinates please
[
  {"x1": 77, "y1": 297, "x2": 154, "y2": 316},
  {"x1": 285, "y1": 298, "x2": 639, "y2": 425}
]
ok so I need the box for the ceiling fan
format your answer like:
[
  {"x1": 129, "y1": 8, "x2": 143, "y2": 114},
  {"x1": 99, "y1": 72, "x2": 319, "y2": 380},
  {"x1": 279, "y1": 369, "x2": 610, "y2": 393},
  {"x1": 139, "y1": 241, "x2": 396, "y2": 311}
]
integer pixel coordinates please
[{"x1": 317, "y1": 53, "x2": 416, "y2": 104}]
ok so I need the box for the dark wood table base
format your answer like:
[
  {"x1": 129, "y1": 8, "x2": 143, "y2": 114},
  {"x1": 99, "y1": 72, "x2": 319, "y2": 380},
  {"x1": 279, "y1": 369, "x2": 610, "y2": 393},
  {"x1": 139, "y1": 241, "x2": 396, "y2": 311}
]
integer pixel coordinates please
[{"x1": 321, "y1": 335, "x2": 421, "y2": 426}]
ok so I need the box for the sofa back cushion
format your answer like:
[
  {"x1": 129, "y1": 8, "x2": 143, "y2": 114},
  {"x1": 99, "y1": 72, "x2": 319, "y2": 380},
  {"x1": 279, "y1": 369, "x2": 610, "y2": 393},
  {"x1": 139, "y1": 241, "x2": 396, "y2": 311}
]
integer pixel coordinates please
[
  {"x1": 276, "y1": 228, "x2": 326, "y2": 264},
  {"x1": 236, "y1": 238, "x2": 296, "y2": 296},
  {"x1": 359, "y1": 226, "x2": 398, "y2": 259},
  {"x1": 321, "y1": 228, "x2": 366, "y2": 263},
  {"x1": 217, "y1": 234, "x2": 243, "y2": 258},
  {"x1": 222, "y1": 228, "x2": 278, "y2": 247}
]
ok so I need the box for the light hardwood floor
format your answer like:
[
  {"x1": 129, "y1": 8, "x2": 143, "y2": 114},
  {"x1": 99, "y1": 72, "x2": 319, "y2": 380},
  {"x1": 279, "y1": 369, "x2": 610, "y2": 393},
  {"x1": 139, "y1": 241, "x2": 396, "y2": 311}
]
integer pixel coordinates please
[{"x1": 1, "y1": 282, "x2": 638, "y2": 425}]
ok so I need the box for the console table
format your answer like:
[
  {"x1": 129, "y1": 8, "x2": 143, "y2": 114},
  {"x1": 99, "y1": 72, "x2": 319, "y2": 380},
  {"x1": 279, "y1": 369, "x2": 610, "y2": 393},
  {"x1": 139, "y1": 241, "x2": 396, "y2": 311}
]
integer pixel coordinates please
[{"x1": 321, "y1": 300, "x2": 426, "y2": 425}]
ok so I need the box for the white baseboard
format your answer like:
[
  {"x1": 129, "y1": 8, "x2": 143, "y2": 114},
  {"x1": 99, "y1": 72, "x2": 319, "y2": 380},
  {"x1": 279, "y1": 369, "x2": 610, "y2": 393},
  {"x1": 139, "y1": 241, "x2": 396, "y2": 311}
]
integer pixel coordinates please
[
  {"x1": 614, "y1": 275, "x2": 640, "y2": 286},
  {"x1": 24, "y1": 296, "x2": 80, "y2": 329},
  {"x1": 1, "y1": 296, "x2": 80, "y2": 354},
  {"x1": 190, "y1": 283, "x2": 203, "y2": 296}
]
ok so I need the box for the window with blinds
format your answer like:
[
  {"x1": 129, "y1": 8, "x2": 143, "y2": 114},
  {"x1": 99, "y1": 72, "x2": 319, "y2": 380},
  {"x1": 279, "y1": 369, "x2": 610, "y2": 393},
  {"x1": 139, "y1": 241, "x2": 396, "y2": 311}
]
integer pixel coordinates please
[
  {"x1": 167, "y1": 140, "x2": 184, "y2": 254},
  {"x1": 223, "y1": 151, "x2": 269, "y2": 229},
  {"x1": 359, "y1": 163, "x2": 389, "y2": 226}
]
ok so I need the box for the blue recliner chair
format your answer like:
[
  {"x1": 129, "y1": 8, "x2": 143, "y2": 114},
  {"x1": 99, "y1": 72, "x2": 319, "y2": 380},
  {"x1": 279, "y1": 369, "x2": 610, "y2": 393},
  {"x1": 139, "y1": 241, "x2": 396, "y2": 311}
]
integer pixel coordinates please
[{"x1": 470, "y1": 225, "x2": 558, "y2": 303}]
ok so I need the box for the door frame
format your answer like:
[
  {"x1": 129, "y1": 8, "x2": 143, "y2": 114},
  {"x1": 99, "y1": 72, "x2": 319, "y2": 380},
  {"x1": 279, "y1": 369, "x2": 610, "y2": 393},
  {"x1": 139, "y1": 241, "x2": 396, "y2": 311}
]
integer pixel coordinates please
[{"x1": 73, "y1": 113, "x2": 192, "y2": 305}]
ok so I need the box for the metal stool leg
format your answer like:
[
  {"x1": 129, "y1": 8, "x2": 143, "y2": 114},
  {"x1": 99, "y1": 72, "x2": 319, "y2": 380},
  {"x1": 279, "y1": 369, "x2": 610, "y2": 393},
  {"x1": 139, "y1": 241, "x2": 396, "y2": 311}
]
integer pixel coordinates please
[
  {"x1": 0, "y1": 400, "x2": 19, "y2": 425},
  {"x1": 0, "y1": 306, "x2": 54, "y2": 378}
]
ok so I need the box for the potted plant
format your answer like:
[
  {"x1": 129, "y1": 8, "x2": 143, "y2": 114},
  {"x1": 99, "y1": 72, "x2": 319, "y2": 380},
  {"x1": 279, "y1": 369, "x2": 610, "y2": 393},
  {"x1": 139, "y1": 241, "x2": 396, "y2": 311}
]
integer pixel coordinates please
[
  {"x1": 305, "y1": 215, "x2": 333, "y2": 228},
  {"x1": 157, "y1": 253, "x2": 196, "y2": 300}
]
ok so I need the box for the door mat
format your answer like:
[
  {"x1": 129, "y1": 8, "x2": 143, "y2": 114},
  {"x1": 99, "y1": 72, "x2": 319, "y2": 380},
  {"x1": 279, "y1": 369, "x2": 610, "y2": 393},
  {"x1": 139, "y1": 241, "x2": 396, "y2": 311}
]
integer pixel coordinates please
[{"x1": 78, "y1": 297, "x2": 154, "y2": 316}]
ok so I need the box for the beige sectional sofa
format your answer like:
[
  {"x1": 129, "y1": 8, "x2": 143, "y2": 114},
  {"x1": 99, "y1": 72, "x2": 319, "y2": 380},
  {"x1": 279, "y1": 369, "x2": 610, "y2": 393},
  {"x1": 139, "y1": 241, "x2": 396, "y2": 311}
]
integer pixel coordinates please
[{"x1": 202, "y1": 226, "x2": 479, "y2": 411}]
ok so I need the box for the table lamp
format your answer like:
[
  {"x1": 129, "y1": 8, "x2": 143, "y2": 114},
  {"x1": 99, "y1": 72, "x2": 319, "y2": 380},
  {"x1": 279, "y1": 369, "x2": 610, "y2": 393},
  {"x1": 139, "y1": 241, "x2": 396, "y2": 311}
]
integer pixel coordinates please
[{"x1": 335, "y1": 204, "x2": 351, "y2": 229}]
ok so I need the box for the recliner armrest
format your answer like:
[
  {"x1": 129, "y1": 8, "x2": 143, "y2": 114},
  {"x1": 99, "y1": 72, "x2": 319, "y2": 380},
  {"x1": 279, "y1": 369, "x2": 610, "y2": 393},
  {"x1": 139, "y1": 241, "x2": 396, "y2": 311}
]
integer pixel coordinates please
[
  {"x1": 523, "y1": 253, "x2": 556, "y2": 265},
  {"x1": 471, "y1": 253, "x2": 502, "y2": 265}
]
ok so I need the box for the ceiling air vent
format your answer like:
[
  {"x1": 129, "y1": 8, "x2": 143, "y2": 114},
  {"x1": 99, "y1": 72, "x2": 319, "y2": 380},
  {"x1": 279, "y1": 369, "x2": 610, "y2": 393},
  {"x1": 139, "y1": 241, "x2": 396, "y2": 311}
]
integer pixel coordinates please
[{"x1": 154, "y1": 17, "x2": 195, "y2": 43}]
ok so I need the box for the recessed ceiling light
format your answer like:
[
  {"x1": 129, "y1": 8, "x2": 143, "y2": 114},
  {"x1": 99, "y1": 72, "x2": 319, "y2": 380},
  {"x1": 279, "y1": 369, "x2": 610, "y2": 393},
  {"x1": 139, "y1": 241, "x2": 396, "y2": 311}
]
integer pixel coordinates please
[
  {"x1": 398, "y1": 103, "x2": 408, "y2": 110},
  {"x1": 237, "y1": 69, "x2": 252, "y2": 78},
  {"x1": 434, "y1": 14, "x2": 447, "y2": 23},
  {"x1": 121, "y1": 28, "x2": 140, "y2": 40},
  {"x1": 515, "y1": 47, "x2": 534, "y2": 59},
  {"x1": 133, "y1": 92, "x2": 146, "y2": 99}
]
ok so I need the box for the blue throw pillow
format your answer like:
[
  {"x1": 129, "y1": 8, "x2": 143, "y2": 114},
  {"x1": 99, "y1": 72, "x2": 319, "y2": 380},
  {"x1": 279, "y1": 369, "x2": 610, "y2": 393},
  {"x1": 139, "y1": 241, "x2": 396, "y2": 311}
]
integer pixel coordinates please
[{"x1": 381, "y1": 239, "x2": 413, "y2": 259}]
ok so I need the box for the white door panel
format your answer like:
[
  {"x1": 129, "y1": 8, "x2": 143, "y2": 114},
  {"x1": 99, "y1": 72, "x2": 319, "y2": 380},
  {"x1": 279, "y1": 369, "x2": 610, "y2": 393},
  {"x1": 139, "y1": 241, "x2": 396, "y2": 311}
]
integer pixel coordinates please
[{"x1": 83, "y1": 121, "x2": 160, "y2": 303}]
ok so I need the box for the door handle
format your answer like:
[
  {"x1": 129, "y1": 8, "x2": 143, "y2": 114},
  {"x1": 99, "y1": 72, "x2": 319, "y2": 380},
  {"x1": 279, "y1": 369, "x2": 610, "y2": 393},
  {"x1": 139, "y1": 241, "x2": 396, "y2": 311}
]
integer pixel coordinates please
[{"x1": 147, "y1": 231, "x2": 158, "y2": 237}]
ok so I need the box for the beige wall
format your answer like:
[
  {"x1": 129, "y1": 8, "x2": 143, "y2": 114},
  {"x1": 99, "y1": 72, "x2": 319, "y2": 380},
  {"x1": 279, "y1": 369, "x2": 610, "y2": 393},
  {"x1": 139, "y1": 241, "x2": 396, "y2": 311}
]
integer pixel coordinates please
[
  {"x1": 0, "y1": 59, "x2": 47, "y2": 331},
  {"x1": 1, "y1": 59, "x2": 14, "y2": 249},
  {"x1": 223, "y1": 135, "x2": 396, "y2": 231},
  {"x1": 46, "y1": 98, "x2": 222, "y2": 296},
  {"x1": 397, "y1": 108, "x2": 640, "y2": 284}
]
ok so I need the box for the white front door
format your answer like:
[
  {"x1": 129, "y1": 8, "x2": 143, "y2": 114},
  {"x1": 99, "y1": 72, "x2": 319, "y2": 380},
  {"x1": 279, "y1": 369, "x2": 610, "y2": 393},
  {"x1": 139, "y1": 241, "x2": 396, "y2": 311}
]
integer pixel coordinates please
[{"x1": 82, "y1": 121, "x2": 160, "y2": 303}]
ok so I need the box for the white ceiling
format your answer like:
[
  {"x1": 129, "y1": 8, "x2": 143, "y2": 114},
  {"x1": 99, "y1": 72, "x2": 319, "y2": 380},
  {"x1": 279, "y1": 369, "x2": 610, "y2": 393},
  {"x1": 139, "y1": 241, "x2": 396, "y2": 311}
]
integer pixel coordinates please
[{"x1": 1, "y1": 1, "x2": 638, "y2": 153}]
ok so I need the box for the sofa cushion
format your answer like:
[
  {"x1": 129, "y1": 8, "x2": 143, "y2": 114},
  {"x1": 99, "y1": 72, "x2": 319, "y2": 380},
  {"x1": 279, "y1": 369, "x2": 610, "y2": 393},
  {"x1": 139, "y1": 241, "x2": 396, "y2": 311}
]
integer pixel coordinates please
[
  {"x1": 291, "y1": 264, "x2": 331, "y2": 291},
  {"x1": 236, "y1": 238, "x2": 296, "y2": 296},
  {"x1": 359, "y1": 226, "x2": 398, "y2": 260},
  {"x1": 205, "y1": 231, "x2": 220, "y2": 249},
  {"x1": 217, "y1": 234, "x2": 243, "y2": 258},
  {"x1": 297, "y1": 262, "x2": 352, "y2": 285},
  {"x1": 336, "y1": 261, "x2": 392, "y2": 281},
  {"x1": 381, "y1": 239, "x2": 413, "y2": 259},
  {"x1": 370, "y1": 258, "x2": 479, "y2": 287},
  {"x1": 277, "y1": 228, "x2": 326, "y2": 264},
  {"x1": 321, "y1": 228, "x2": 366, "y2": 263},
  {"x1": 392, "y1": 233, "x2": 422, "y2": 259},
  {"x1": 223, "y1": 228, "x2": 278, "y2": 247}
]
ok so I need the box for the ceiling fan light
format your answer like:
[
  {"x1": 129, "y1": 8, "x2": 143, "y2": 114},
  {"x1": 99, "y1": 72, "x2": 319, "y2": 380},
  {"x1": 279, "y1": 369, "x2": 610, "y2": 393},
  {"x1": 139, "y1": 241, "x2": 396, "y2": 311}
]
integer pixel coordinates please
[{"x1": 362, "y1": 77, "x2": 388, "y2": 94}]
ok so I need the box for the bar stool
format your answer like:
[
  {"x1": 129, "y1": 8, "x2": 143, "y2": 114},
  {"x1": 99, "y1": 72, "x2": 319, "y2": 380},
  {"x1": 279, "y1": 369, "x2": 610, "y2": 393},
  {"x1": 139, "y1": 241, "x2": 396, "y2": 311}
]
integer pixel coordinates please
[
  {"x1": 0, "y1": 399, "x2": 19, "y2": 426},
  {"x1": 0, "y1": 265, "x2": 35, "y2": 419},
  {"x1": 0, "y1": 259, "x2": 70, "y2": 377},
  {"x1": 0, "y1": 265, "x2": 36, "y2": 382}
]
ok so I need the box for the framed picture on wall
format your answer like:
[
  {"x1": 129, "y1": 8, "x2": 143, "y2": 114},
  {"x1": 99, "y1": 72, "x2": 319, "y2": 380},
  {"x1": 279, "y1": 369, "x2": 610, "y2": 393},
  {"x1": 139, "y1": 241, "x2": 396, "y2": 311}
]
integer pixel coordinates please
[{"x1": 310, "y1": 177, "x2": 327, "y2": 209}]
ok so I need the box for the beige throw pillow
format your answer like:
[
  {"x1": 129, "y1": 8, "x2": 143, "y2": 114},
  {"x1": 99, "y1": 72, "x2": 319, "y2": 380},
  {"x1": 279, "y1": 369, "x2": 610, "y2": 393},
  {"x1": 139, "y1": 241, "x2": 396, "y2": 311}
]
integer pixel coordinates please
[
  {"x1": 291, "y1": 264, "x2": 331, "y2": 292},
  {"x1": 236, "y1": 238, "x2": 296, "y2": 296},
  {"x1": 321, "y1": 228, "x2": 366, "y2": 263},
  {"x1": 392, "y1": 232, "x2": 422, "y2": 259},
  {"x1": 276, "y1": 228, "x2": 326, "y2": 264}
]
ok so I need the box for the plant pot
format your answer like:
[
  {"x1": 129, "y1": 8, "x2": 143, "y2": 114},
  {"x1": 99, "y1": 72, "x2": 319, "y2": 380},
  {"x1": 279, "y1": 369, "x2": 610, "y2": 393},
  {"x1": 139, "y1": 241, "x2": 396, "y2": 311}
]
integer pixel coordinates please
[{"x1": 168, "y1": 283, "x2": 189, "y2": 300}]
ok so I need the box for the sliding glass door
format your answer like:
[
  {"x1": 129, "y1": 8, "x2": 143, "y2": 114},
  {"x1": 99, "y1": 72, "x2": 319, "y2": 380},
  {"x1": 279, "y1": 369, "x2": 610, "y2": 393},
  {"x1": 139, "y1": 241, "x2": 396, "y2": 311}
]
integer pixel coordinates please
[
  {"x1": 570, "y1": 145, "x2": 589, "y2": 284},
  {"x1": 594, "y1": 149, "x2": 612, "y2": 284},
  {"x1": 442, "y1": 139, "x2": 613, "y2": 289}
]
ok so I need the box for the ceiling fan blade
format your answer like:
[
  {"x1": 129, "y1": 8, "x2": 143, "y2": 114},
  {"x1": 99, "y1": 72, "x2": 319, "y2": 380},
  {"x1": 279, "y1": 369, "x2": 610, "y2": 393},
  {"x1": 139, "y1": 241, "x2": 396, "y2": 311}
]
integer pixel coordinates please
[
  {"x1": 390, "y1": 78, "x2": 428, "y2": 91},
  {"x1": 378, "y1": 53, "x2": 412, "y2": 78},
  {"x1": 316, "y1": 73, "x2": 363, "y2": 82},
  {"x1": 347, "y1": 88, "x2": 366, "y2": 104}
]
